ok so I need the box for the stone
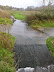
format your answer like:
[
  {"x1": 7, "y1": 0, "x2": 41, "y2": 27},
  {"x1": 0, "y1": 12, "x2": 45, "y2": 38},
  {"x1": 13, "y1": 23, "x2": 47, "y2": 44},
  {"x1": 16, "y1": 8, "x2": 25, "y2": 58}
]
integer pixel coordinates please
[
  {"x1": 36, "y1": 66, "x2": 42, "y2": 72},
  {"x1": 42, "y1": 67, "x2": 48, "y2": 72},
  {"x1": 48, "y1": 65, "x2": 54, "y2": 72},
  {"x1": 24, "y1": 67, "x2": 34, "y2": 72},
  {"x1": 17, "y1": 68, "x2": 25, "y2": 72}
]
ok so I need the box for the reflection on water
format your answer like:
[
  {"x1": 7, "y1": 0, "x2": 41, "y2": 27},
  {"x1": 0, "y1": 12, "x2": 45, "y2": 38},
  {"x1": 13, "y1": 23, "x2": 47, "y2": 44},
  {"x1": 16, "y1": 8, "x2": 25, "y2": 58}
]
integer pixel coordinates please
[{"x1": 10, "y1": 19, "x2": 54, "y2": 68}]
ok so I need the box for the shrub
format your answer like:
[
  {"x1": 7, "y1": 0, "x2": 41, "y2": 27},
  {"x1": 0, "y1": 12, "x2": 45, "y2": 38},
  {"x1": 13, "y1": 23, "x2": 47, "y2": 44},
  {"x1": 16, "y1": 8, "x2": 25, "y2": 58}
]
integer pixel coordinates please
[
  {"x1": 26, "y1": 14, "x2": 36, "y2": 25},
  {"x1": 25, "y1": 12, "x2": 54, "y2": 27}
]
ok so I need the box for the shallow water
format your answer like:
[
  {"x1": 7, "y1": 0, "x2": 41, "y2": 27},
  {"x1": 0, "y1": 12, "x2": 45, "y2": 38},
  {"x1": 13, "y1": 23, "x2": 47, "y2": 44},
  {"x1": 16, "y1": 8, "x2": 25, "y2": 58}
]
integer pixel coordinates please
[{"x1": 10, "y1": 19, "x2": 54, "y2": 68}]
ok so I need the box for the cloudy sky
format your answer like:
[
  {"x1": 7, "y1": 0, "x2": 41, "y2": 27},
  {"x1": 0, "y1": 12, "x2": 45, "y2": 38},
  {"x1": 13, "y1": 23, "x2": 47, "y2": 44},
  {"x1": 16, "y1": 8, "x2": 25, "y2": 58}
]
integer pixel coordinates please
[{"x1": 0, "y1": 0, "x2": 48, "y2": 8}]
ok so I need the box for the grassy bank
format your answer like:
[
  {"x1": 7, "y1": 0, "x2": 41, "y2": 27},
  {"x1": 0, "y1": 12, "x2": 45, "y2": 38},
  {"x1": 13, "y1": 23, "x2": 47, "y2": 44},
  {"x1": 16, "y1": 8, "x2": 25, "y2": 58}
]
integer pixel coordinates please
[
  {"x1": 0, "y1": 17, "x2": 12, "y2": 25},
  {"x1": 0, "y1": 10, "x2": 12, "y2": 25},
  {"x1": 0, "y1": 10, "x2": 16, "y2": 72},
  {"x1": 0, "y1": 32, "x2": 16, "y2": 72},
  {"x1": 46, "y1": 37, "x2": 54, "y2": 58},
  {"x1": 30, "y1": 20, "x2": 54, "y2": 27},
  {"x1": 11, "y1": 11, "x2": 54, "y2": 27},
  {"x1": 26, "y1": 12, "x2": 54, "y2": 27}
]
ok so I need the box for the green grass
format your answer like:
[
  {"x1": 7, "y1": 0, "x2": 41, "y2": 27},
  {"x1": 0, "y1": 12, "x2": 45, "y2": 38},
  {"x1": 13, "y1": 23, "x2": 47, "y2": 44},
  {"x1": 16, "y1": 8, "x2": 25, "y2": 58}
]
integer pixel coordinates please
[
  {"x1": 13, "y1": 11, "x2": 26, "y2": 21},
  {"x1": 30, "y1": 20, "x2": 54, "y2": 28},
  {"x1": 0, "y1": 32, "x2": 16, "y2": 72},
  {"x1": 0, "y1": 61, "x2": 16, "y2": 72},
  {"x1": 13, "y1": 11, "x2": 36, "y2": 21},
  {"x1": 0, "y1": 10, "x2": 12, "y2": 25},
  {"x1": 0, "y1": 10, "x2": 16, "y2": 71},
  {"x1": 0, "y1": 32, "x2": 15, "y2": 51},
  {"x1": 46, "y1": 37, "x2": 54, "y2": 58},
  {"x1": 0, "y1": 17, "x2": 12, "y2": 25}
]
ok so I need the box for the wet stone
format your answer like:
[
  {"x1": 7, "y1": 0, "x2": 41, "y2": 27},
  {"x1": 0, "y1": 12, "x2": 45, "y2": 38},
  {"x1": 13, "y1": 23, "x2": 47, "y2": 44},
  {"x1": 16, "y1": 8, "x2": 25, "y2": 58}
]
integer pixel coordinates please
[
  {"x1": 48, "y1": 65, "x2": 54, "y2": 72},
  {"x1": 17, "y1": 68, "x2": 25, "y2": 72},
  {"x1": 36, "y1": 66, "x2": 48, "y2": 72},
  {"x1": 42, "y1": 67, "x2": 48, "y2": 72},
  {"x1": 36, "y1": 66, "x2": 42, "y2": 72},
  {"x1": 24, "y1": 67, "x2": 34, "y2": 72}
]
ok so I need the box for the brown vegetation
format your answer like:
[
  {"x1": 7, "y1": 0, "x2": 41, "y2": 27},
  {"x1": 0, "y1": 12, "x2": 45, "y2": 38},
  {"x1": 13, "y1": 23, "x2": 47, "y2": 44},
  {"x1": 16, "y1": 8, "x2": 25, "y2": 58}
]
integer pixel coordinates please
[{"x1": 0, "y1": 9, "x2": 11, "y2": 18}]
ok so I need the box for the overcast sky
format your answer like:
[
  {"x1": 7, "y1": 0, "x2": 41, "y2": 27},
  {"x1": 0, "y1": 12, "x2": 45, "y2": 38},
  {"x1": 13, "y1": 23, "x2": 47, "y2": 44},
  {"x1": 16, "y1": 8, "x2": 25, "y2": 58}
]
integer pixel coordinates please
[{"x1": 0, "y1": 0, "x2": 48, "y2": 8}]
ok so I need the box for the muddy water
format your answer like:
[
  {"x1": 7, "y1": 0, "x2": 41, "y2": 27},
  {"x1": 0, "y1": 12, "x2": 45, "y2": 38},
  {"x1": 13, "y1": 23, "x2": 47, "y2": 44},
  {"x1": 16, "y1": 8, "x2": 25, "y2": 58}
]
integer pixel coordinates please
[{"x1": 10, "y1": 19, "x2": 54, "y2": 68}]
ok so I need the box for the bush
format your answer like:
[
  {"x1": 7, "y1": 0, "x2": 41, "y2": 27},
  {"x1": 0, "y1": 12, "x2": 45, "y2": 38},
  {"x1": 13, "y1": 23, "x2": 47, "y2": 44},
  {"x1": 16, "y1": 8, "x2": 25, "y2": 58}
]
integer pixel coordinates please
[
  {"x1": 26, "y1": 14, "x2": 36, "y2": 25},
  {"x1": 25, "y1": 12, "x2": 54, "y2": 27}
]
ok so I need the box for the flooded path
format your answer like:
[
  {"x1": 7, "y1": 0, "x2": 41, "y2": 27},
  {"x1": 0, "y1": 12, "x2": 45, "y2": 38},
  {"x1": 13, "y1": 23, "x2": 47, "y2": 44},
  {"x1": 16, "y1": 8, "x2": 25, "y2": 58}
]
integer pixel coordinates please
[{"x1": 10, "y1": 19, "x2": 54, "y2": 68}]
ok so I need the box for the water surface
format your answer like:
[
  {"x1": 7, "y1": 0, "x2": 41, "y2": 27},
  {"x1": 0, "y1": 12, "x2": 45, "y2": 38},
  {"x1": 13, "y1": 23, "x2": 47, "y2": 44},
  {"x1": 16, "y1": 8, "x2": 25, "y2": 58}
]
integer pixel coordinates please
[{"x1": 10, "y1": 19, "x2": 54, "y2": 68}]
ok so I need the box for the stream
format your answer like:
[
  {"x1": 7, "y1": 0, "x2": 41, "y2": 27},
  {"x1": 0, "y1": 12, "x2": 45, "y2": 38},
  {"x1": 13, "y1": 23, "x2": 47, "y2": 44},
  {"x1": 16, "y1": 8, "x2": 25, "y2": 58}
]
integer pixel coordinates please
[{"x1": 10, "y1": 18, "x2": 54, "y2": 71}]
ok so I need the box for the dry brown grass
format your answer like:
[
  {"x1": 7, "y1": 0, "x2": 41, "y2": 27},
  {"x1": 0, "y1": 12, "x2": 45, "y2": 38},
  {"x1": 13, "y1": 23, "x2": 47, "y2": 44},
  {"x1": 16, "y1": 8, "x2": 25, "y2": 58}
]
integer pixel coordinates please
[{"x1": 0, "y1": 9, "x2": 11, "y2": 18}]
